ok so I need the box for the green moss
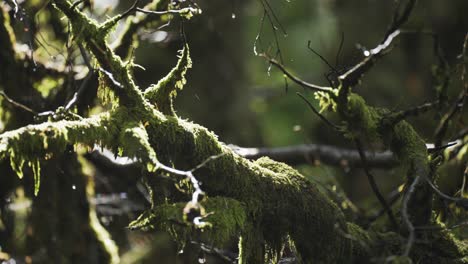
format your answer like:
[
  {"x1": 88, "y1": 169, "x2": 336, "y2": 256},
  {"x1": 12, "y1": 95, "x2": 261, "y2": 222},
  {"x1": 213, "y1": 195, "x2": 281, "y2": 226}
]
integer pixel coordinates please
[
  {"x1": 0, "y1": 111, "x2": 119, "y2": 194},
  {"x1": 144, "y1": 43, "x2": 192, "y2": 116},
  {"x1": 89, "y1": 206, "x2": 120, "y2": 264},
  {"x1": 34, "y1": 77, "x2": 63, "y2": 98},
  {"x1": 78, "y1": 155, "x2": 120, "y2": 263},
  {"x1": 383, "y1": 121, "x2": 427, "y2": 166},
  {"x1": 341, "y1": 93, "x2": 380, "y2": 140},
  {"x1": 346, "y1": 222, "x2": 371, "y2": 261},
  {"x1": 129, "y1": 197, "x2": 247, "y2": 245},
  {"x1": 315, "y1": 90, "x2": 338, "y2": 113},
  {"x1": 53, "y1": 0, "x2": 152, "y2": 110}
]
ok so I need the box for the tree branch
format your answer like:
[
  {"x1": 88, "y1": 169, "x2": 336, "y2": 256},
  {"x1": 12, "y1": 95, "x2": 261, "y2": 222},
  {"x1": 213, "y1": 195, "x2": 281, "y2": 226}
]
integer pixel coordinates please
[
  {"x1": 259, "y1": 54, "x2": 333, "y2": 93},
  {"x1": 231, "y1": 143, "x2": 397, "y2": 168}
]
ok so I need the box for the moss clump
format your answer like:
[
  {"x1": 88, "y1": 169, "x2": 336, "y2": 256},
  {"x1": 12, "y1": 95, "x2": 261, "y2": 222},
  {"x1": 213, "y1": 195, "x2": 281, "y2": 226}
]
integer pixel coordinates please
[
  {"x1": 144, "y1": 43, "x2": 192, "y2": 116},
  {"x1": 341, "y1": 93, "x2": 380, "y2": 141},
  {"x1": 382, "y1": 121, "x2": 427, "y2": 167},
  {"x1": 0, "y1": 111, "x2": 122, "y2": 195},
  {"x1": 129, "y1": 197, "x2": 247, "y2": 246},
  {"x1": 315, "y1": 90, "x2": 338, "y2": 113}
]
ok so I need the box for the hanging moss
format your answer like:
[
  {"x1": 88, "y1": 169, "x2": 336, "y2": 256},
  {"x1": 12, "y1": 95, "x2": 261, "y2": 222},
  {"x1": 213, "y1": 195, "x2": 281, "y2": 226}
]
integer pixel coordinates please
[{"x1": 0, "y1": 111, "x2": 116, "y2": 194}]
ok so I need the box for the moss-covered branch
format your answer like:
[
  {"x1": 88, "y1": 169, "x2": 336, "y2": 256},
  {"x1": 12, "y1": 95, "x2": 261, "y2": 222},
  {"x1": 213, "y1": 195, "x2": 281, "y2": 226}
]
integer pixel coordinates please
[
  {"x1": 1, "y1": 1, "x2": 466, "y2": 263},
  {"x1": 144, "y1": 43, "x2": 192, "y2": 116},
  {"x1": 0, "y1": 102, "x2": 354, "y2": 262},
  {"x1": 52, "y1": 0, "x2": 149, "y2": 108}
]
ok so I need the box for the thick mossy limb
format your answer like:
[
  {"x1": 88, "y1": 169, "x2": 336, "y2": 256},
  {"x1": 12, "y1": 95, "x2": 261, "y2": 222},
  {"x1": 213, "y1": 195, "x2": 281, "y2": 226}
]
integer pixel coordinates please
[
  {"x1": 52, "y1": 0, "x2": 151, "y2": 109},
  {"x1": 342, "y1": 93, "x2": 380, "y2": 140},
  {"x1": 0, "y1": 112, "x2": 114, "y2": 194},
  {"x1": 382, "y1": 121, "x2": 432, "y2": 225},
  {"x1": 336, "y1": 92, "x2": 432, "y2": 226},
  {"x1": 139, "y1": 113, "x2": 353, "y2": 263},
  {"x1": 144, "y1": 44, "x2": 192, "y2": 116}
]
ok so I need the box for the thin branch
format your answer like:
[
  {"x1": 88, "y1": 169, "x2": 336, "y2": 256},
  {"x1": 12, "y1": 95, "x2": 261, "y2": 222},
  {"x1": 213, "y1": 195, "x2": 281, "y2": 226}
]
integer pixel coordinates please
[
  {"x1": 190, "y1": 241, "x2": 237, "y2": 264},
  {"x1": 120, "y1": 0, "x2": 140, "y2": 20},
  {"x1": 355, "y1": 139, "x2": 399, "y2": 230},
  {"x1": 64, "y1": 44, "x2": 96, "y2": 111},
  {"x1": 434, "y1": 33, "x2": 468, "y2": 147},
  {"x1": 191, "y1": 153, "x2": 226, "y2": 172},
  {"x1": 307, "y1": 41, "x2": 337, "y2": 74},
  {"x1": 98, "y1": 67, "x2": 123, "y2": 89},
  {"x1": 338, "y1": 30, "x2": 401, "y2": 87},
  {"x1": 65, "y1": 71, "x2": 93, "y2": 110},
  {"x1": 414, "y1": 221, "x2": 468, "y2": 231},
  {"x1": 135, "y1": 7, "x2": 201, "y2": 16},
  {"x1": 297, "y1": 92, "x2": 339, "y2": 129},
  {"x1": 259, "y1": 0, "x2": 287, "y2": 89},
  {"x1": 0, "y1": 91, "x2": 37, "y2": 115},
  {"x1": 385, "y1": 0, "x2": 417, "y2": 40},
  {"x1": 260, "y1": 54, "x2": 333, "y2": 93},
  {"x1": 401, "y1": 175, "x2": 420, "y2": 257},
  {"x1": 389, "y1": 100, "x2": 440, "y2": 126},
  {"x1": 425, "y1": 176, "x2": 468, "y2": 210},
  {"x1": 338, "y1": 0, "x2": 416, "y2": 88},
  {"x1": 335, "y1": 31, "x2": 345, "y2": 68},
  {"x1": 230, "y1": 143, "x2": 398, "y2": 168},
  {"x1": 253, "y1": 11, "x2": 267, "y2": 56},
  {"x1": 368, "y1": 185, "x2": 403, "y2": 224},
  {"x1": 260, "y1": 0, "x2": 287, "y2": 36}
]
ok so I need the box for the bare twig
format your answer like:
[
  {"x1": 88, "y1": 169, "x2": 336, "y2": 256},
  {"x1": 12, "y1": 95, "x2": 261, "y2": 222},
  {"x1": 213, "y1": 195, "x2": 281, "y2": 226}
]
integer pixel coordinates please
[
  {"x1": 260, "y1": 54, "x2": 333, "y2": 93},
  {"x1": 297, "y1": 92, "x2": 339, "y2": 129},
  {"x1": 335, "y1": 31, "x2": 345, "y2": 68},
  {"x1": 389, "y1": 100, "x2": 440, "y2": 126},
  {"x1": 425, "y1": 176, "x2": 468, "y2": 210},
  {"x1": 64, "y1": 44, "x2": 96, "y2": 111},
  {"x1": 231, "y1": 144, "x2": 397, "y2": 168},
  {"x1": 414, "y1": 221, "x2": 468, "y2": 231},
  {"x1": 253, "y1": 10, "x2": 267, "y2": 56},
  {"x1": 135, "y1": 7, "x2": 201, "y2": 16},
  {"x1": 0, "y1": 91, "x2": 37, "y2": 114},
  {"x1": 385, "y1": 0, "x2": 417, "y2": 40},
  {"x1": 402, "y1": 175, "x2": 420, "y2": 257},
  {"x1": 338, "y1": 30, "x2": 401, "y2": 88},
  {"x1": 98, "y1": 68, "x2": 123, "y2": 89},
  {"x1": 154, "y1": 153, "x2": 226, "y2": 227},
  {"x1": 258, "y1": 0, "x2": 289, "y2": 90},
  {"x1": 190, "y1": 241, "x2": 237, "y2": 263},
  {"x1": 434, "y1": 33, "x2": 468, "y2": 147},
  {"x1": 307, "y1": 41, "x2": 338, "y2": 74},
  {"x1": 367, "y1": 185, "x2": 403, "y2": 224},
  {"x1": 338, "y1": 0, "x2": 417, "y2": 88},
  {"x1": 355, "y1": 139, "x2": 399, "y2": 230}
]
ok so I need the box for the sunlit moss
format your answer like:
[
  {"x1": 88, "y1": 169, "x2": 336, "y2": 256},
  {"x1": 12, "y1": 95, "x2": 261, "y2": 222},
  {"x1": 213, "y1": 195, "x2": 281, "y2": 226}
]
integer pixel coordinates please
[
  {"x1": 144, "y1": 43, "x2": 192, "y2": 116},
  {"x1": 129, "y1": 197, "x2": 246, "y2": 246},
  {"x1": 34, "y1": 77, "x2": 63, "y2": 98}
]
